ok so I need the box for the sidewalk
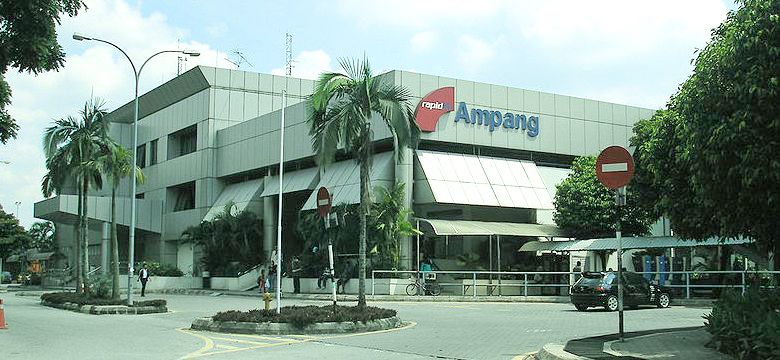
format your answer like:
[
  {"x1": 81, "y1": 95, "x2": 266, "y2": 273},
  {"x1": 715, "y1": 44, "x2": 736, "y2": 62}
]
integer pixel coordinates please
[
  {"x1": 4, "y1": 286, "x2": 715, "y2": 307},
  {"x1": 538, "y1": 327, "x2": 731, "y2": 360}
]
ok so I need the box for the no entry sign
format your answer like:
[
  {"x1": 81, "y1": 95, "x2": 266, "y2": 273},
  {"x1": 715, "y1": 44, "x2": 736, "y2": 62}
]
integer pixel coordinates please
[
  {"x1": 316, "y1": 187, "x2": 332, "y2": 218},
  {"x1": 596, "y1": 146, "x2": 635, "y2": 189}
]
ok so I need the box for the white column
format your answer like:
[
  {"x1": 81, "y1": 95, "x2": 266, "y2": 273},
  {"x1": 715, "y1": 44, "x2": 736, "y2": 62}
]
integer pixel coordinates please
[
  {"x1": 101, "y1": 222, "x2": 110, "y2": 274},
  {"x1": 395, "y1": 145, "x2": 414, "y2": 270}
]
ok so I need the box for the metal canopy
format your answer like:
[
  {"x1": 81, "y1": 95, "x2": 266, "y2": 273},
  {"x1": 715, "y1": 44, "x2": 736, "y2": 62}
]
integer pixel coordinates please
[
  {"x1": 518, "y1": 236, "x2": 754, "y2": 252},
  {"x1": 203, "y1": 179, "x2": 264, "y2": 221},
  {"x1": 417, "y1": 218, "x2": 565, "y2": 237},
  {"x1": 259, "y1": 167, "x2": 319, "y2": 197},
  {"x1": 301, "y1": 152, "x2": 394, "y2": 210}
]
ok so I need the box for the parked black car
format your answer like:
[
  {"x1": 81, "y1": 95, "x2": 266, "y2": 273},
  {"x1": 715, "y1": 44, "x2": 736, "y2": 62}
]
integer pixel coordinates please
[{"x1": 570, "y1": 271, "x2": 671, "y2": 311}]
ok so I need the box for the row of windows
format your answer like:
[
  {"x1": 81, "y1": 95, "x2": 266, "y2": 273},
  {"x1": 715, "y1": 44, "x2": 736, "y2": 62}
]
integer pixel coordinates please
[{"x1": 136, "y1": 124, "x2": 198, "y2": 168}]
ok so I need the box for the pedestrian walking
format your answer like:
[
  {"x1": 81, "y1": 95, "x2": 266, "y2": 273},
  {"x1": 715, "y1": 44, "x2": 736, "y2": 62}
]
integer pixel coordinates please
[
  {"x1": 317, "y1": 266, "x2": 330, "y2": 289},
  {"x1": 138, "y1": 263, "x2": 150, "y2": 297},
  {"x1": 291, "y1": 256, "x2": 302, "y2": 294}
]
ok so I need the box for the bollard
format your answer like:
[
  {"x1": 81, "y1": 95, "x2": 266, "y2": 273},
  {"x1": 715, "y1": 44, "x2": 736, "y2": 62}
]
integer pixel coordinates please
[{"x1": 0, "y1": 298, "x2": 6, "y2": 329}]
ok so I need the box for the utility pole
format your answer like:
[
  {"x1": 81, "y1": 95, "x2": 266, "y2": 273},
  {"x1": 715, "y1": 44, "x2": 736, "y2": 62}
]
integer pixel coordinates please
[{"x1": 14, "y1": 201, "x2": 20, "y2": 219}]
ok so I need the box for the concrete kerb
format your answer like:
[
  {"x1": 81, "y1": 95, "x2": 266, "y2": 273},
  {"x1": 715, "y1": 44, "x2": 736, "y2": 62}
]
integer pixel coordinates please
[
  {"x1": 537, "y1": 343, "x2": 589, "y2": 360},
  {"x1": 40, "y1": 300, "x2": 168, "y2": 315},
  {"x1": 190, "y1": 316, "x2": 404, "y2": 335}
]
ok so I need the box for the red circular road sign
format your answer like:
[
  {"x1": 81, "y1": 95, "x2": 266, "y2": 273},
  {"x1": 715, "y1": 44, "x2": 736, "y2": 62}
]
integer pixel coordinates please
[
  {"x1": 316, "y1": 187, "x2": 332, "y2": 218},
  {"x1": 595, "y1": 146, "x2": 635, "y2": 189}
]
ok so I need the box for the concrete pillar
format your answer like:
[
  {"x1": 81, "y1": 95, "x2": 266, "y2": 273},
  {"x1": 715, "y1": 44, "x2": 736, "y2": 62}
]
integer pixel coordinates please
[
  {"x1": 101, "y1": 222, "x2": 110, "y2": 274},
  {"x1": 395, "y1": 145, "x2": 414, "y2": 270},
  {"x1": 263, "y1": 175, "x2": 276, "y2": 264}
]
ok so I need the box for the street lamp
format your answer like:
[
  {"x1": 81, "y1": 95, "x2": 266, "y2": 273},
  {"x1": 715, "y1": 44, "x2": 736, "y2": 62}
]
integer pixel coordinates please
[
  {"x1": 73, "y1": 33, "x2": 199, "y2": 304},
  {"x1": 0, "y1": 160, "x2": 10, "y2": 164},
  {"x1": 14, "y1": 201, "x2": 20, "y2": 218}
]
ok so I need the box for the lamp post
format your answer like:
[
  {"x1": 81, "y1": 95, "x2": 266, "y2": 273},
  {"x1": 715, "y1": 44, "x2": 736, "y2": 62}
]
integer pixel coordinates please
[
  {"x1": 73, "y1": 33, "x2": 199, "y2": 304},
  {"x1": 14, "y1": 201, "x2": 20, "y2": 219}
]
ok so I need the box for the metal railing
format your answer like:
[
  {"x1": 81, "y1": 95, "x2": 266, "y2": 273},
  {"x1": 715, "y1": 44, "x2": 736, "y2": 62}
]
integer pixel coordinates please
[{"x1": 370, "y1": 269, "x2": 780, "y2": 299}]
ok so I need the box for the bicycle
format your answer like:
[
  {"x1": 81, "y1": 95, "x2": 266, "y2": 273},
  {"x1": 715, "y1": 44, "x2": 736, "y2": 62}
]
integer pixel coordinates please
[{"x1": 406, "y1": 274, "x2": 442, "y2": 296}]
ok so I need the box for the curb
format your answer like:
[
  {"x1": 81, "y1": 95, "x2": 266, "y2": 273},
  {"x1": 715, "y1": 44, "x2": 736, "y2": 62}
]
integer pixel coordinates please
[
  {"x1": 537, "y1": 344, "x2": 588, "y2": 360},
  {"x1": 40, "y1": 300, "x2": 168, "y2": 315},
  {"x1": 191, "y1": 316, "x2": 403, "y2": 335}
]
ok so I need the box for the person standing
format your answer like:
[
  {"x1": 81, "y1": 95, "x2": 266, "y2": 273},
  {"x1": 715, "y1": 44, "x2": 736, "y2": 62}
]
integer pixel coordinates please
[
  {"x1": 291, "y1": 256, "x2": 302, "y2": 294},
  {"x1": 257, "y1": 269, "x2": 267, "y2": 294},
  {"x1": 573, "y1": 261, "x2": 583, "y2": 283},
  {"x1": 138, "y1": 263, "x2": 150, "y2": 297}
]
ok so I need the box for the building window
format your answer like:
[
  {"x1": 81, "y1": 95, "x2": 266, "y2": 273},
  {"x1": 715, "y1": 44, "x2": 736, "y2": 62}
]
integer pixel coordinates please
[
  {"x1": 149, "y1": 139, "x2": 158, "y2": 166},
  {"x1": 167, "y1": 125, "x2": 197, "y2": 160},
  {"x1": 135, "y1": 193, "x2": 145, "y2": 199},
  {"x1": 136, "y1": 144, "x2": 146, "y2": 168},
  {"x1": 169, "y1": 181, "x2": 195, "y2": 212}
]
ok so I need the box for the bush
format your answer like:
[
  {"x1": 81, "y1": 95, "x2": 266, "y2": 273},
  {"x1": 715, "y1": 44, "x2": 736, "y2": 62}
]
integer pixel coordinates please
[
  {"x1": 704, "y1": 288, "x2": 780, "y2": 359},
  {"x1": 212, "y1": 305, "x2": 396, "y2": 329},
  {"x1": 40, "y1": 292, "x2": 167, "y2": 308},
  {"x1": 144, "y1": 262, "x2": 184, "y2": 277},
  {"x1": 90, "y1": 275, "x2": 112, "y2": 299}
]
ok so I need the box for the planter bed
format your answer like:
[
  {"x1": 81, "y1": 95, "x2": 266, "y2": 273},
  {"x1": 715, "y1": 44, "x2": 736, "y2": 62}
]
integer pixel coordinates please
[
  {"x1": 40, "y1": 292, "x2": 167, "y2": 315},
  {"x1": 191, "y1": 305, "x2": 402, "y2": 335}
]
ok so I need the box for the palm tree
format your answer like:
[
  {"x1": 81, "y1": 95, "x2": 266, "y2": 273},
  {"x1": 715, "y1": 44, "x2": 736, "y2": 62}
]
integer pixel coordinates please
[
  {"x1": 308, "y1": 58, "x2": 419, "y2": 307},
  {"x1": 42, "y1": 98, "x2": 109, "y2": 294},
  {"x1": 92, "y1": 142, "x2": 144, "y2": 299}
]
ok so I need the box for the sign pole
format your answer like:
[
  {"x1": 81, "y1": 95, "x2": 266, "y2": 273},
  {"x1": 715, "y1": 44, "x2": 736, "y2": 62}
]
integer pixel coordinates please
[
  {"x1": 616, "y1": 186, "x2": 625, "y2": 342},
  {"x1": 326, "y1": 212, "x2": 337, "y2": 307},
  {"x1": 595, "y1": 146, "x2": 634, "y2": 344}
]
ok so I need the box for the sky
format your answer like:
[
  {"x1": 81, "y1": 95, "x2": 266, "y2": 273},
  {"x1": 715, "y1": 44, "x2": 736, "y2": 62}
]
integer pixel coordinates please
[{"x1": 0, "y1": 0, "x2": 734, "y2": 228}]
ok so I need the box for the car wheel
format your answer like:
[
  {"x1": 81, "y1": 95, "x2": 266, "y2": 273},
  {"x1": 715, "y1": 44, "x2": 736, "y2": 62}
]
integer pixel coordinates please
[
  {"x1": 657, "y1": 293, "x2": 670, "y2": 308},
  {"x1": 574, "y1": 304, "x2": 588, "y2": 311},
  {"x1": 605, "y1": 295, "x2": 619, "y2": 311}
]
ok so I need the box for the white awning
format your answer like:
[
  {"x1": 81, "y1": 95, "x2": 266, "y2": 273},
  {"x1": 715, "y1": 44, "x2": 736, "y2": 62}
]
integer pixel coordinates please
[
  {"x1": 417, "y1": 218, "x2": 565, "y2": 237},
  {"x1": 203, "y1": 179, "x2": 264, "y2": 221},
  {"x1": 416, "y1": 150, "x2": 554, "y2": 209},
  {"x1": 302, "y1": 152, "x2": 394, "y2": 210},
  {"x1": 519, "y1": 236, "x2": 754, "y2": 252},
  {"x1": 259, "y1": 167, "x2": 319, "y2": 197}
]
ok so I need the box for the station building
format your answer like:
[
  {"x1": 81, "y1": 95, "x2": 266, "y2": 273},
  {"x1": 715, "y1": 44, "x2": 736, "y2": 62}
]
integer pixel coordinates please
[{"x1": 34, "y1": 66, "x2": 663, "y2": 277}]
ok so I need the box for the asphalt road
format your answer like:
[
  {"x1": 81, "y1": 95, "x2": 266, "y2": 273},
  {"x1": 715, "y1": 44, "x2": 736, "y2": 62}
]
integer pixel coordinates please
[{"x1": 0, "y1": 293, "x2": 710, "y2": 359}]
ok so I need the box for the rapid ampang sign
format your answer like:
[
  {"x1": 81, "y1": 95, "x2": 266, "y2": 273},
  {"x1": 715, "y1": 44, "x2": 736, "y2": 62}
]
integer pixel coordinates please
[{"x1": 414, "y1": 86, "x2": 539, "y2": 137}]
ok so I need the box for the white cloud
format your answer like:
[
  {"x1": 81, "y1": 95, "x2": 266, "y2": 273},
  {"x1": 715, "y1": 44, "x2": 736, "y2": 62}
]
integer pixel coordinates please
[
  {"x1": 456, "y1": 35, "x2": 501, "y2": 72},
  {"x1": 270, "y1": 50, "x2": 334, "y2": 80},
  {"x1": 0, "y1": 0, "x2": 235, "y2": 228},
  {"x1": 410, "y1": 31, "x2": 440, "y2": 52},
  {"x1": 336, "y1": 0, "x2": 505, "y2": 28},
  {"x1": 205, "y1": 22, "x2": 228, "y2": 38}
]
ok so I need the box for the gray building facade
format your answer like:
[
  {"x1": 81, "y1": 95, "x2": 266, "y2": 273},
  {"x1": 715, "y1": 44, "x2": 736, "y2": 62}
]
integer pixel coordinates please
[{"x1": 34, "y1": 65, "x2": 655, "y2": 275}]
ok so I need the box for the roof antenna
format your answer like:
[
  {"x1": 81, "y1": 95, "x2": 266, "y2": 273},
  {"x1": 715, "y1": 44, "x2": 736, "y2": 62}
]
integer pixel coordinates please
[
  {"x1": 285, "y1": 32, "x2": 293, "y2": 76},
  {"x1": 225, "y1": 49, "x2": 253, "y2": 69}
]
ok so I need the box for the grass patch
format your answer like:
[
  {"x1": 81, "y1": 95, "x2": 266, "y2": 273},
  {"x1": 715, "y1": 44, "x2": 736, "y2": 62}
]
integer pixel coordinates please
[
  {"x1": 212, "y1": 305, "x2": 396, "y2": 329},
  {"x1": 40, "y1": 292, "x2": 166, "y2": 308}
]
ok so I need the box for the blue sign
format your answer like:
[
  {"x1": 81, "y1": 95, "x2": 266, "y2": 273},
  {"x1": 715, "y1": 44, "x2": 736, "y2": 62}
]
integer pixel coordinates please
[{"x1": 453, "y1": 102, "x2": 539, "y2": 137}]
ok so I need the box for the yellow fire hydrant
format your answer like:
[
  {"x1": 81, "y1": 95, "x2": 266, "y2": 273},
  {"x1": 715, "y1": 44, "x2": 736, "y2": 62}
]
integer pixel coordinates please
[{"x1": 262, "y1": 292, "x2": 273, "y2": 311}]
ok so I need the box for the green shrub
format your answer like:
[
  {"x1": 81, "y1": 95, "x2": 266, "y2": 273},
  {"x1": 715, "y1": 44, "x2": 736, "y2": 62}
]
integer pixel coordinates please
[
  {"x1": 704, "y1": 287, "x2": 780, "y2": 359},
  {"x1": 90, "y1": 275, "x2": 112, "y2": 299},
  {"x1": 212, "y1": 305, "x2": 396, "y2": 329},
  {"x1": 40, "y1": 292, "x2": 167, "y2": 308},
  {"x1": 143, "y1": 262, "x2": 184, "y2": 277}
]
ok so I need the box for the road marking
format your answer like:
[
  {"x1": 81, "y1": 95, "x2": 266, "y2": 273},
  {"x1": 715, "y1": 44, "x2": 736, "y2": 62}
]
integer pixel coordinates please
[
  {"x1": 176, "y1": 328, "x2": 214, "y2": 359},
  {"x1": 176, "y1": 321, "x2": 416, "y2": 358}
]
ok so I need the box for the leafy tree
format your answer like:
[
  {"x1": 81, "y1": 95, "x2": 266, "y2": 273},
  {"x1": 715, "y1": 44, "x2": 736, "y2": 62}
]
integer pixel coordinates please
[
  {"x1": 181, "y1": 204, "x2": 264, "y2": 276},
  {"x1": 27, "y1": 221, "x2": 56, "y2": 252},
  {"x1": 0, "y1": 208, "x2": 31, "y2": 263},
  {"x1": 0, "y1": 0, "x2": 85, "y2": 144},
  {"x1": 42, "y1": 98, "x2": 109, "y2": 293},
  {"x1": 631, "y1": 0, "x2": 780, "y2": 266},
  {"x1": 553, "y1": 156, "x2": 656, "y2": 239},
  {"x1": 369, "y1": 183, "x2": 420, "y2": 270},
  {"x1": 307, "y1": 58, "x2": 419, "y2": 308},
  {"x1": 91, "y1": 142, "x2": 144, "y2": 299}
]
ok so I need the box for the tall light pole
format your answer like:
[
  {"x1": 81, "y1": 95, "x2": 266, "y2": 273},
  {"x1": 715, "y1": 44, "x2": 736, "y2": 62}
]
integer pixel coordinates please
[
  {"x1": 73, "y1": 33, "x2": 199, "y2": 304},
  {"x1": 14, "y1": 201, "x2": 20, "y2": 219},
  {"x1": 276, "y1": 90, "x2": 286, "y2": 313}
]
